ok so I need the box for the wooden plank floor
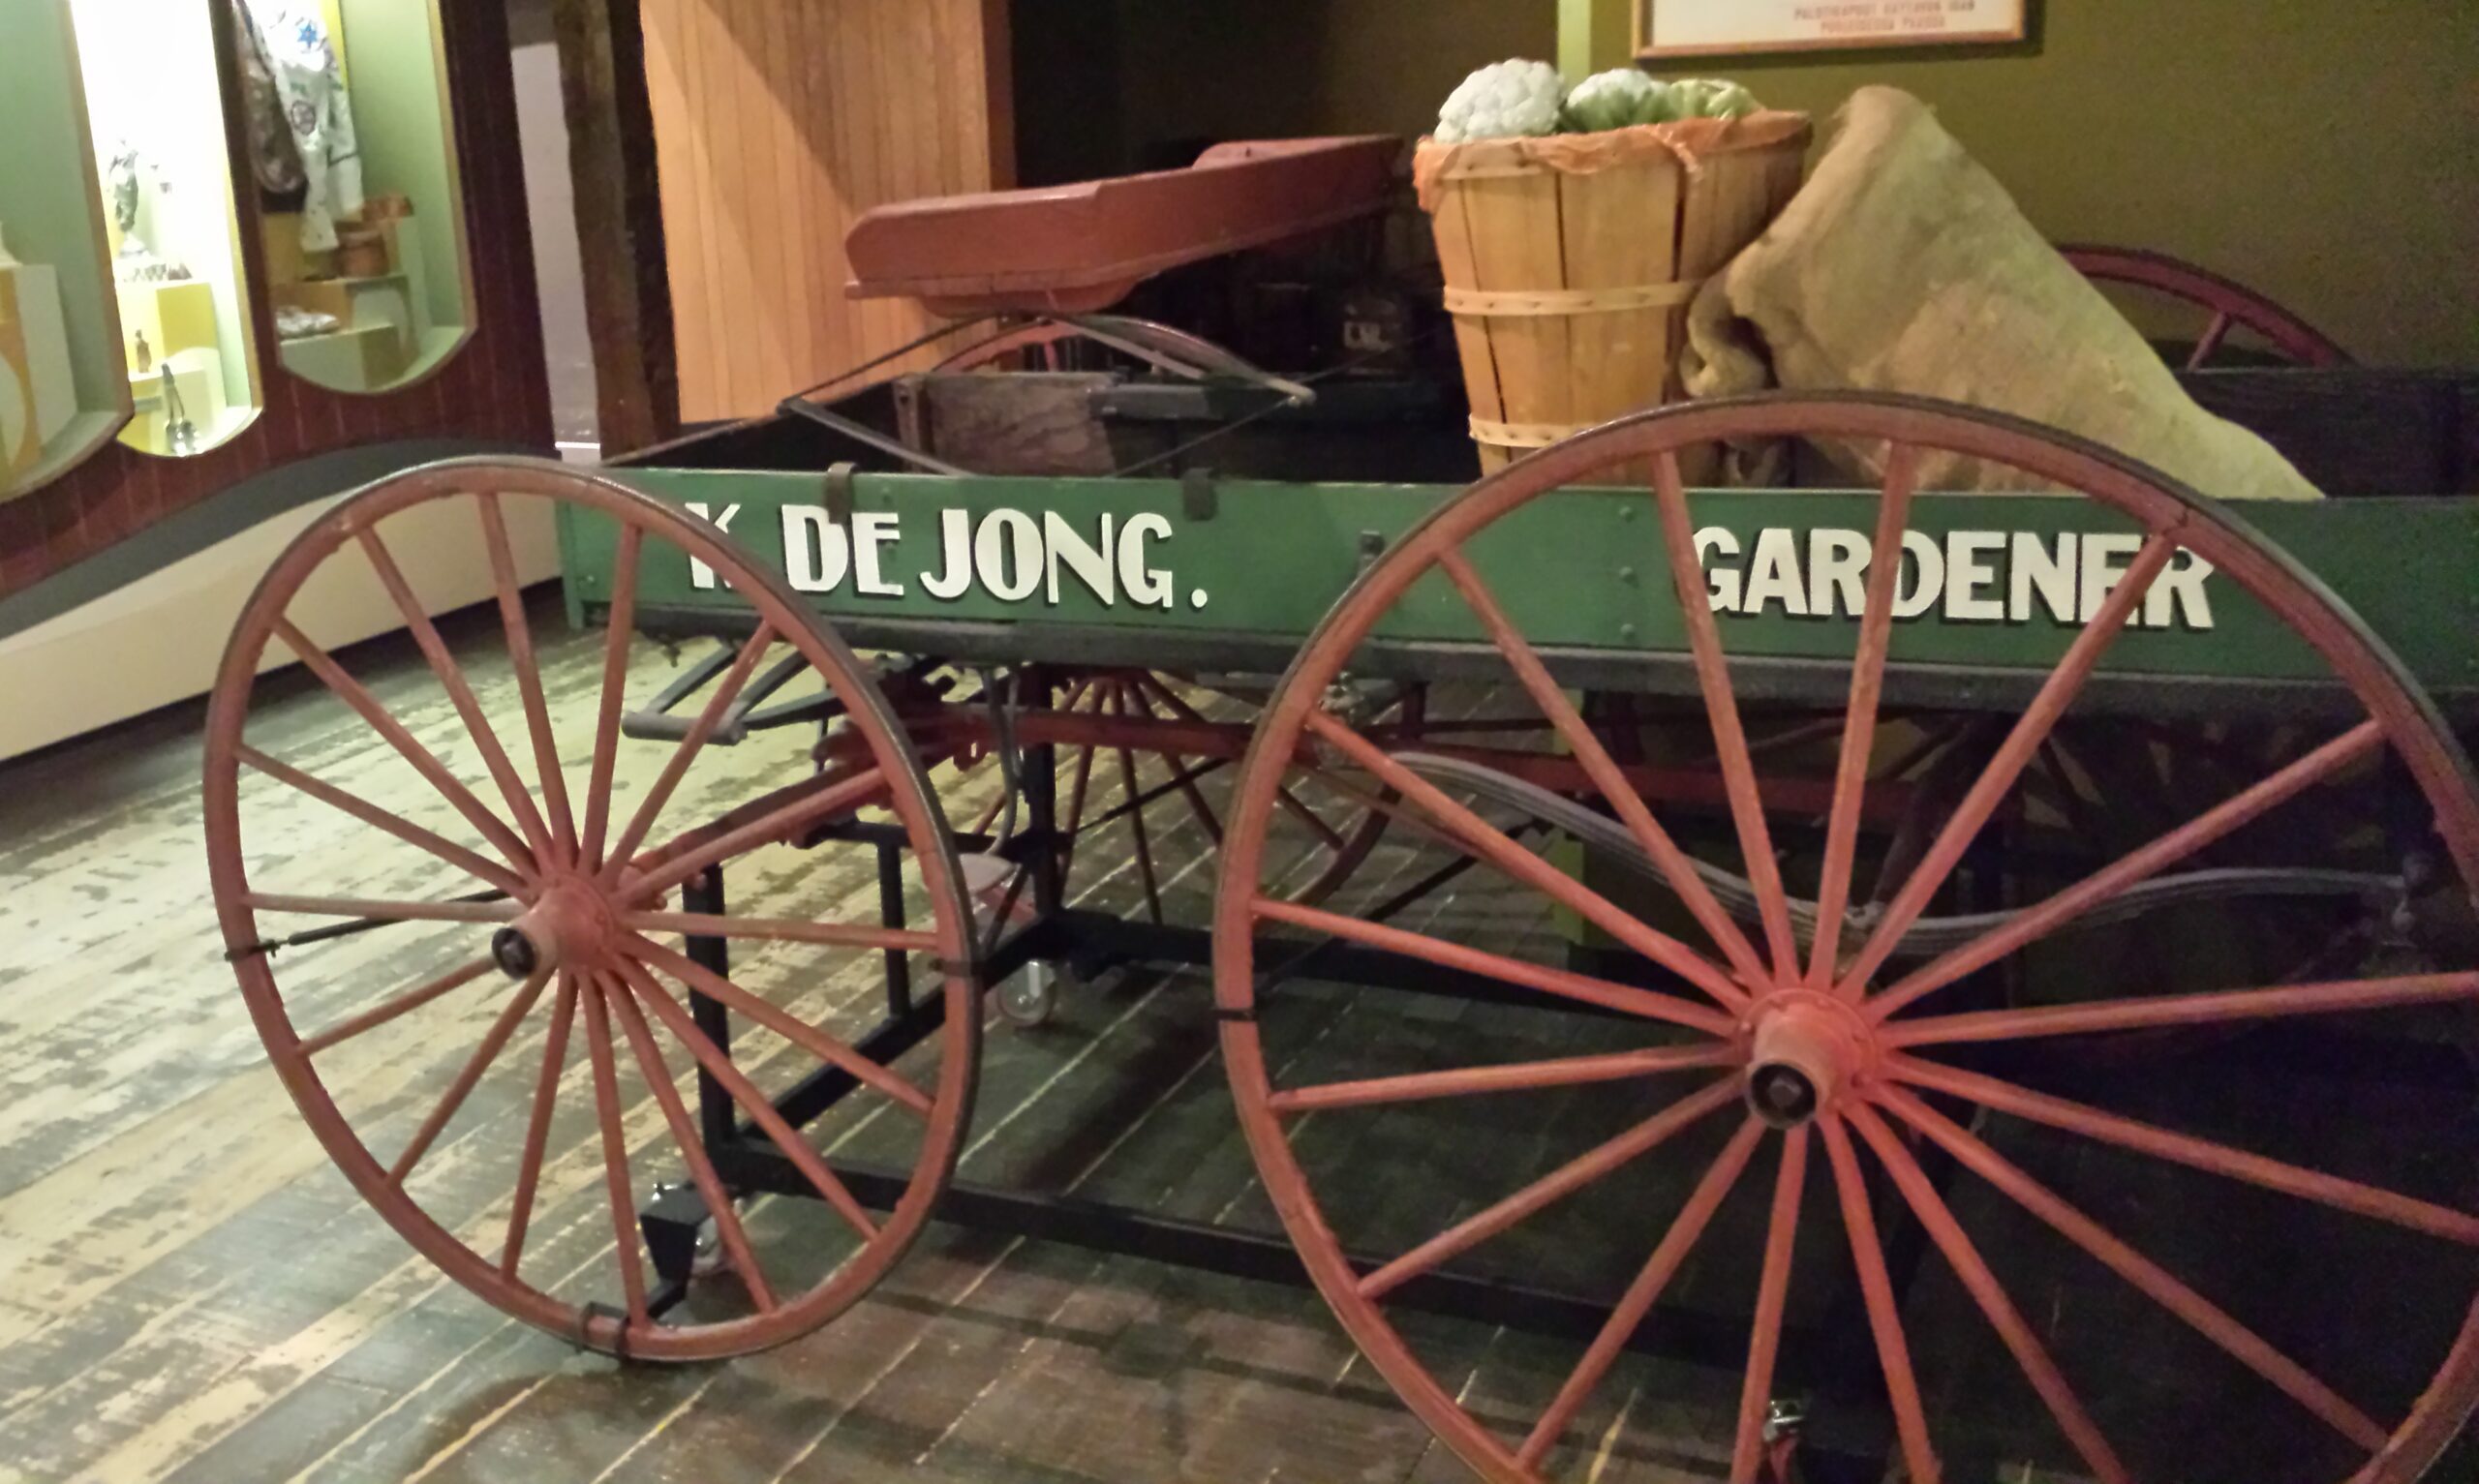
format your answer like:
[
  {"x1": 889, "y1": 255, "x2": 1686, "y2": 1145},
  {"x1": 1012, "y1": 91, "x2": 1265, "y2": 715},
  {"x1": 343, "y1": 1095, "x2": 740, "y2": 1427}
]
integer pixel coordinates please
[
  {"x1": 0, "y1": 610, "x2": 1747, "y2": 1484},
  {"x1": 6, "y1": 603, "x2": 2476, "y2": 1484}
]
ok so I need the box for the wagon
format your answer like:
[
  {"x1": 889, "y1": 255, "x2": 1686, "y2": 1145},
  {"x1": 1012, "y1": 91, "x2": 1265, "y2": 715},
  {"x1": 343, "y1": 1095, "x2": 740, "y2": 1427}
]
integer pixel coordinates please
[{"x1": 201, "y1": 143, "x2": 2479, "y2": 1484}]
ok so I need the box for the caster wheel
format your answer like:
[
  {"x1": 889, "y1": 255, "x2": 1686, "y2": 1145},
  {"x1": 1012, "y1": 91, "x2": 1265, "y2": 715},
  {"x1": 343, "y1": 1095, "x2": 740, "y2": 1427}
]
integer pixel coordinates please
[{"x1": 996, "y1": 963, "x2": 1066, "y2": 1028}]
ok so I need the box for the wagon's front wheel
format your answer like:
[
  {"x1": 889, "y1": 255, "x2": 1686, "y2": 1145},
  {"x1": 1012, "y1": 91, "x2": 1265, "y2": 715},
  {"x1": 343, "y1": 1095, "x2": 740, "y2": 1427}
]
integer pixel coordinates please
[
  {"x1": 1213, "y1": 394, "x2": 2479, "y2": 1482},
  {"x1": 204, "y1": 458, "x2": 978, "y2": 1361}
]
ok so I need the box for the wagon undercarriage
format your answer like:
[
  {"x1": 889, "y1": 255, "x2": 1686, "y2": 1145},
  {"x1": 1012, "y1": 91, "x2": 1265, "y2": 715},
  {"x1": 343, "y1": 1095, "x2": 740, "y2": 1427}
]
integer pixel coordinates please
[{"x1": 205, "y1": 349, "x2": 2479, "y2": 1484}]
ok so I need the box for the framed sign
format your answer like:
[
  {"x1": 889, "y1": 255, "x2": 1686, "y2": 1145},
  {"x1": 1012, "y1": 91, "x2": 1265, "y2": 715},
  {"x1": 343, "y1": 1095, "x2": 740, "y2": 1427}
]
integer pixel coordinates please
[{"x1": 1640, "y1": 0, "x2": 2029, "y2": 59}]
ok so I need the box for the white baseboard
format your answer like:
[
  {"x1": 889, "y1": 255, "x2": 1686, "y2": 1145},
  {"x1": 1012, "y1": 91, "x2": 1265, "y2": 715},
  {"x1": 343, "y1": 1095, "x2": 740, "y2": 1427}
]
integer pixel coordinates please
[{"x1": 0, "y1": 493, "x2": 559, "y2": 761}]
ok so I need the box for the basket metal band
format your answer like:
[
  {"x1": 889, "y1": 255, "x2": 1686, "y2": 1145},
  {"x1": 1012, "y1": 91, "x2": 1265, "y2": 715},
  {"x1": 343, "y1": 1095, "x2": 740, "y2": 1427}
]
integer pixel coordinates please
[
  {"x1": 1443, "y1": 280, "x2": 1707, "y2": 318},
  {"x1": 1467, "y1": 416, "x2": 1595, "y2": 449}
]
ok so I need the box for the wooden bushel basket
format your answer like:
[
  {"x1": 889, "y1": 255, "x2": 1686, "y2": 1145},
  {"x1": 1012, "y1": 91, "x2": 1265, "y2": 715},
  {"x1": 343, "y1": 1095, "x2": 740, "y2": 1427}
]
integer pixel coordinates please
[{"x1": 1414, "y1": 113, "x2": 1813, "y2": 477}]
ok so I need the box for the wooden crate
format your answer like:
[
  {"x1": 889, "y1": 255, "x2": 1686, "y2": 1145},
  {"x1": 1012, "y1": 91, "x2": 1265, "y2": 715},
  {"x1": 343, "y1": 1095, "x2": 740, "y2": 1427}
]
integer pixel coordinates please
[{"x1": 1417, "y1": 114, "x2": 1811, "y2": 477}]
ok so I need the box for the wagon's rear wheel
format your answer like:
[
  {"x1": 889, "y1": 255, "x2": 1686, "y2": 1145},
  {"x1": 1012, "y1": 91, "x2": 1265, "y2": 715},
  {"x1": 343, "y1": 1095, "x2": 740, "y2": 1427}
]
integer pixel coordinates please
[
  {"x1": 204, "y1": 459, "x2": 977, "y2": 1361},
  {"x1": 1213, "y1": 394, "x2": 2479, "y2": 1482},
  {"x1": 2063, "y1": 245, "x2": 2352, "y2": 369},
  {"x1": 942, "y1": 668, "x2": 1422, "y2": 927}
]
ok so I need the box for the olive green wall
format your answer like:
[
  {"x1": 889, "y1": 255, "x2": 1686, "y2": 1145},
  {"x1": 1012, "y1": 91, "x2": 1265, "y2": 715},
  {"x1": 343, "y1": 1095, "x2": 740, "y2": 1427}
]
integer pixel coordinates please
[
  {"x1": 1572, "y1": 0, "x2": 2479, "y2": 369},
  {"x1": 1010, "y1": 0, "x2": 1555, "y2": 181},
  {"x1": 1115, "y1": 0, "x2": 1557, "y2": 151}
]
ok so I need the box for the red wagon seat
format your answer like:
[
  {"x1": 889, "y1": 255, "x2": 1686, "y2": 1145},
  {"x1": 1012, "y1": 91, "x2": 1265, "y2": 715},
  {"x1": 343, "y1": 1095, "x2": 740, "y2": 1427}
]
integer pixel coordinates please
[{"x1": 845, "y1": 136, "x2": 1400, "y2": 318}]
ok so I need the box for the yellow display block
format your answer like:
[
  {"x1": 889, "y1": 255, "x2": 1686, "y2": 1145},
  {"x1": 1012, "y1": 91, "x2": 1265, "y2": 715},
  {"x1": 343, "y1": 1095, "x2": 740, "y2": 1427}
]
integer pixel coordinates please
[
  {"x1": 116, "y1": 279, "x2": 219, "y2": 373},
  {"x1": 278, "y1": 322, "x2": 411, "y2": 392}
]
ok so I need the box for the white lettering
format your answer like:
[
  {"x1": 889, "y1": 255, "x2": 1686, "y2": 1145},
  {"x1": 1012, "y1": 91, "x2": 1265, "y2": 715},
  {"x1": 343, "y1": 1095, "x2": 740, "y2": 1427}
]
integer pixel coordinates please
[
  {"x1": 2145, "y1": 549, "x2": 2215, "y2": 630},
  {"x1": 922, "y1": 509, "x2": 973, "y2": 600},
  {"x1": 2079, "y1": 532, "x2": 2143, "y2": 622},
  {"x1": 1807, "y1": 529, "x2": 1869, "y2": 619},
  {"x1": 1742, "y1": 528, "x2": 1811, "y2": 617},
  {"x1": 1044, "y1": 511, "x2": 1117, "y2": 604},
  {"x1": 853, "y1": 511, "x2": 903, "y2": 596},
  {"x1": 2009, "y1": 531, "x2": 2078, "y2": 622},
  {"x1": 1892, "y1": 530, "x2": 1943, "y2": 619},
  {"x1": 1119, "y1": 513, "x2": 1174, "y2": 609},
  {"x1": 684, "y1": 501, "x2": 741, "y2": 590},
  {"x1": 1943, "y1": 530, "x2": 2005, "y2": 621},
  {"x1": 974, "y1": 509, "x2": 1044, "y2": 600},
  {"x1": 1695, "y1": 527, "x2": 1742, "y2": 613},
  {"x1": 780, "y1": 506, "x2": 848, "y2": 593}
]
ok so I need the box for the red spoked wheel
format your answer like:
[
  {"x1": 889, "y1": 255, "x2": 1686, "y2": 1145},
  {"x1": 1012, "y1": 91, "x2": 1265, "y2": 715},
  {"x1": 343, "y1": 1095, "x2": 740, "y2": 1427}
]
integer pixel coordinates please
[
  {"x1": 2063, "y1": 245, "x2": 2352, "y2": 370},
  {"x1": 943, "y1": 668, "x2": 1425, "y2": 932},
  {"x1": 204, "y1": 459, "x2": 978, "y2": 1360},
  {"x1": 1213, "y1": 394, "x2": 2479, "y2": 1483}
]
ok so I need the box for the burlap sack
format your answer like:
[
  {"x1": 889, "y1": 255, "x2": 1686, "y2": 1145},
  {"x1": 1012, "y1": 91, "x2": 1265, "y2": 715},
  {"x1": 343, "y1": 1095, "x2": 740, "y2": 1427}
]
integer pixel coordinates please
[{"x1": 1683, "y1": 87, "x2": 2323, "y2": 500}]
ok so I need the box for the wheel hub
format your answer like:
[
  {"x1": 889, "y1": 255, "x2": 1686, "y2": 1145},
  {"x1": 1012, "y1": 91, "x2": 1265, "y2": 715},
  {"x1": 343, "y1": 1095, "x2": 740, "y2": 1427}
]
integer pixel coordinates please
[
  {"x1": 1741, "y1": 990, "x2": 1876, "y2": 1130},
  {"x1": 492, "y1": 879, "x2": 617, "y2": 981}
]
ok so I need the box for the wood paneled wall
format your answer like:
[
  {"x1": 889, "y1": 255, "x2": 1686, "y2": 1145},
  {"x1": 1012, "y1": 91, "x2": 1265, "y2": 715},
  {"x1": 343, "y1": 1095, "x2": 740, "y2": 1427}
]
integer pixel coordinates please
[{"x1": 642, "y1": 0, "x2": 1012, "y2": 423}]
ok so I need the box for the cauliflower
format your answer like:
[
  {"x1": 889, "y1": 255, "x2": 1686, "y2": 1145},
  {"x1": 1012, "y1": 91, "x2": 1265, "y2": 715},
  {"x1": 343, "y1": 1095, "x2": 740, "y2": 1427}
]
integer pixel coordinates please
[
  {"x1": 1435, "y1": 59, "x2": 1565, "y2": 143},
  {"x1": 1668, "y1": 78, "x2": 1762, "y2": 120},
  {"x1": 1560, "y1": 69, "x2": 1670, "y2": 133}
]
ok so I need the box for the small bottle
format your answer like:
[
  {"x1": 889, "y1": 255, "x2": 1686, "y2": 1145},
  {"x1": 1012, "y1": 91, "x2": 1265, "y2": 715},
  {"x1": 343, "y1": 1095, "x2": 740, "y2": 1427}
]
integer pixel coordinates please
[{"x1": 133, "y1": 329, "x2": 152, "y2": 374}]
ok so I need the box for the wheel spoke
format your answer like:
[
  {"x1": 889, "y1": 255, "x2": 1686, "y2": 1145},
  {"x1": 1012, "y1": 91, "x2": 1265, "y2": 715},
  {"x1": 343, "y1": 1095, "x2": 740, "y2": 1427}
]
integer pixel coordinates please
[
  {"x1": 1057, "y1": 732, "x2": 1100, "y2": 895},
  {"x1": 578, "y1": 973, "x2": 652, "y2": 1326},
  {"x1": 1268, "y1": 1042, "x2": 1736, "y2": 1114},
  {"x1": 270, "y1": 618, "x2": 535, "y2": 871},
  {"x1": 600, "y1": 969, "x2": 780, "y2": 1312},
  {"x1": 1845, "y1": 1104, "x2": 2130, "y2": 1484},
  {"x1": 1819, "y1": 1116, "x2": 1941, "y2": 1484},
  {"x1": 500, "y1": 972, "x2": 579, "y2": 1276},
  {"x1": 244, "y1": 893, "x2": 520, "y2": 925},
  {"x1": 354, "y1": 525, "x2": 554, "y2": 863},
  {"x1": 1360, "y1": 1078, "x2": 1741, "y2": 1303},
  {"x1": 1650, "y1": 451, "x2": 1800, "y2": 980},
  {"x1": 624, "y1": 764, "x2": 890, "y2": 903},
  {"x1": 1730, "y1": 1127, "x2": 1810, "y2": 1483},
  {"x1": 1439, "y1": 548, "x2": 1769, "y2": 988},
  {"x1": 1812, "y1": 444, "x2": 1918, "y2": 990},
  {"x1": 624, "y1": 910, "x2": 934, "y2": 954},
  {"x1": 1870, "y1": 719, "x2": 2385, "y2": 1020},
  {"x1": 579, "y1": 523, "x2": 645, "y2": 869},
  {"x1": 2188, "y1": 310, "x2": 2235, "y2": 369},
  {"x1": 1256, "y1": 896, "x2": 1735, "y2": 1037},
  {"x1": 1887, "y1": 971, "x2": 2479, "y2": 1049},
  {"x1": 626, "y1": 933, "x2": 933, "y2": 1116},
  {"x1": 1303, "y1": 711, "x2": 1748, "y2": 1012},
  {"x1": 238, "y1": 745, "x2": 529, "y2": 898},
  {"x1": 1516, "y1": 1115, "x2": 1765, "y2": 1467},
  {"x1": 1878, "y1": 1085, "x2": 2388, "y2": 1450},
  {"x1": 1890, "y1": 1055, "x2": 2479, "y2": 1245},
  {"x1": 1106, "y1": 691, "x2": 1167, "y2": 925},
  {"x1": 1122, "y1": 681, "x2": 1223, "y2": 844},
  {"x1": 1837, "y1": 535, "x2": 2176, "y2": 997},
  {"x1": 388, "y1": 965, "x2": 554, "y2": 1184},
  {"x1": 477, "y1": 492, "x2": 579, "y2": 865},
  {"x1": 297, "y1": 955, "x2": 496, "y2": 1057},
  {"x1": 610, "y1": 958, "x2": 880, "y2": 1240},
  {"x1": 598, "y1": 623, "x2": 780, "y2": 885},
  {"x1": 1274, "y1": 783, "x2": 1348, "y2": 853}
]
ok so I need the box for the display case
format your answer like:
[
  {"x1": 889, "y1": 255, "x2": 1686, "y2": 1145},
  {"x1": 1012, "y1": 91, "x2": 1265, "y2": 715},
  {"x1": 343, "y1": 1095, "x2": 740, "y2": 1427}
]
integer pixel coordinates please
[
  {"x1": 68, "y1": 0, "x2": 264, "y2": 458},
  {"x1": 0, "y1": 4, "x2": 134, "y2": 498},
  {"x1": 239, "y1": 0, "x2": 474, "y2": 394}
]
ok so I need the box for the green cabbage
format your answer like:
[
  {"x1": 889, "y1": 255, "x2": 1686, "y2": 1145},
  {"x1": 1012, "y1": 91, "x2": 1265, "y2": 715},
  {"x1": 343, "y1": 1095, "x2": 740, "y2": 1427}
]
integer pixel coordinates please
[{"x1": 1560, "y1": 69, "x2": 1668, "y2": 133}]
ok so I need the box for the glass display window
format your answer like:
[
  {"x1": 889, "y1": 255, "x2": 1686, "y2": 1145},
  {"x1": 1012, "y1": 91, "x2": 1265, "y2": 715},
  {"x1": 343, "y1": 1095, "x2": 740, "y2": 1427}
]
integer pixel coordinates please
[
  {"x1": 0, "y1": 3, "x2": 137, "y2": 498},
  {"x1": 239, "y1": 0, "x2": 476, "y2": 395},
  {"x1": 68, "y1": 0, "x2": 265, "y2": 459}
]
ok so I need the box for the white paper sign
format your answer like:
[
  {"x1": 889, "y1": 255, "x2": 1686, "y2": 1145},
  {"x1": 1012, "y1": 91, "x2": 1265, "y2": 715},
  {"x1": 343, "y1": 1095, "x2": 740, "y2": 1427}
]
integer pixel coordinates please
[{"x1": 1642, "y1": 0, "x2": 2028, "y2": 57}]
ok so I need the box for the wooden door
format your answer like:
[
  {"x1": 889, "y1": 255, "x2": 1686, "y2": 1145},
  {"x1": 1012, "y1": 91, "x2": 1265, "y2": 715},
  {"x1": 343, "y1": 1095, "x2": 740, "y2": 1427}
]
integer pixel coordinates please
[{"x1": 640, "y1": 0, "x2": 1012, "y2": 421}]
